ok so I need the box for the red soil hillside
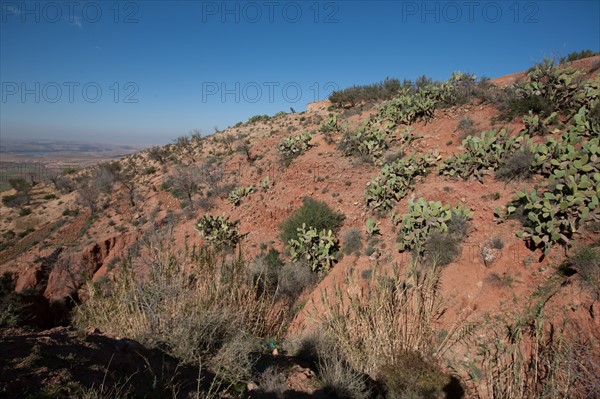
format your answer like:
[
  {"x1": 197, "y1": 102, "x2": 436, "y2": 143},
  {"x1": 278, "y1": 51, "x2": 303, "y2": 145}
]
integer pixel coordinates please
[{"x1": 1, "y1": 56, "x2": 599, "y2": 398}]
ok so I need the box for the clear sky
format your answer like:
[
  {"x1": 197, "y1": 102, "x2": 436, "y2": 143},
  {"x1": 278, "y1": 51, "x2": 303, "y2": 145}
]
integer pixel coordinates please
[{"x1": 1, "y1": 0, "x2": 599, "y2": 145}]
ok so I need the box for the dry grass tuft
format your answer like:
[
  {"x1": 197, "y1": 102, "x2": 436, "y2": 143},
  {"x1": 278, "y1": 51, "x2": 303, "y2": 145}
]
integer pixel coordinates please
[{"x1": 73, "y1": 226, "x2": 290, "y2": 385}]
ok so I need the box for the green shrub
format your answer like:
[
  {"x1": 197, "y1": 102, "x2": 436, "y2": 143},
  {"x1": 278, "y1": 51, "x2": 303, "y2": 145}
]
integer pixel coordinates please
[
  {"x1": 569, "y1": 106, "x2": 600, "y2": 137},
  {"x1": 62, "y1": 209, "x2": 79, "y2": 217},
  {"x1": 0, "y1": 273, "x2": 23, "y2": 328},
  {"x1": 520, "y1": 59, "x2": 596, "y2": 117},
  {"x1": 559, "y1": 49, "x2": 599, "y2": 64},
  {"x1": 423, "y1": 232, "x2": 461, "y2": 266},
  {"x1": 248, "y1": 114, "x2": 270, "y2": 124},
  {"x1": 522, "y1": 110, "x2": 558, "y2": 136},
  {"x1": 423, "y1": 208, "x2": 470, "y2": 266},
  {"x1": 43, "y1": 194, "x2": 57, "y2": 200},
  {"x1": 501, "y1": 94, "x2": 553, "y2": 121},
  {"x1": 377, "y1": 350, "x2": 451, "y2": 399},
  {"x1": 280, "y1": 197, "x2": 345, "y2": 244},
  {"x1": 2, "y1": 194, "x2": 28, "y2": 207},
  {"x1": 338, "y1": 122, "x2": 388, "y2": 159},
  {"x1": 365, "y1": 217, "x2": 380, "y2": 237},
  {"x1": 18, "y1": 207, "x2": 32, "y2": 217},
  {"x1": 18, "y1": 227, "x2": 35, "y2": 238},
  {"x1": 319, "y1": 115, "x2": 340, "y2": 134},
  {"x1": 329, "y1": 77, "x2": 401, "y2": 108},
  {"x1": 379, "y1": 86, "x2": 438, "y2": 126}
]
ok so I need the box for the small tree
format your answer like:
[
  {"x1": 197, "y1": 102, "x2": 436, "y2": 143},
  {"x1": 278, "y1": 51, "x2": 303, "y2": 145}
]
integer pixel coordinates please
[
  {"x1": 148, "y1": 146, "x2": 167, "y2": 164},
  {"x1": 5, "y1": 178, "x2": 32, "y2": 206},
  {"x1": 168, "y1": 167, "x2": 199, "y2": 208},
  {"x1": 76, "y1": 177, "x2": 101, "y2": 213}
]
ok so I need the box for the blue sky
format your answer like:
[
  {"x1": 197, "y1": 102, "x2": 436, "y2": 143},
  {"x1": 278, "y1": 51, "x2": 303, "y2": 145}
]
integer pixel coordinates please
[{"x1": 1, "y1": 1, "x2": 599, "y2": 145}]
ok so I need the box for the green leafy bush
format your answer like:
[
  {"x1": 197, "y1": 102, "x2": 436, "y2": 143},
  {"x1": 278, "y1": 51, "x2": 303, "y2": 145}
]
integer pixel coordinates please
[
  {"x1": 288, "y1": 224, "x2": 339, "y2": 273},
  {"x1": 497, "y1": 138, "x2": 599, "y2": 255},
  {"x1": 279, "y1": 131, "x2": 313, "y2": 161},
  {"x1": 195, "y1": 215, "x2": 241, "y2": 250},
  {"x1": 2, "y1": 194, "x2": 27, "y2": 207},
  {"x1": 62, "y1": 209, "x2": 79, "y2": 217},
  {"x1": 439, "y1": 129, "x2": 524, "y2": 182},
  {"x1": 501, "y1": 93, "x2": 553, "y2": 121},
  {"x1": 522, "y1": 111, "x2": 557, "y2": 136},
  {"x1": 227, "y1": 184, "x2": 254, "y2": 206},
  {"x1": 338, "y1": 121, "x2": 389, "y2": 159},
  {"x1": 319, "y1": 115, "x2": 340, "y2": 134},
  {"x1": 523, "y1": 59, "x2": 583, "y2": 115},
  {"x1": 396, "y1": 198, "x2": 473, "y2": 256},
  {"x1": 380, "y1": 86, "x2": 438, "y2": 126},
  {"x1": 280, "y1": 197, "x2": 345, "y2": 244},
  {"x1": 365, "y1": 152, "x2": 439, "y2": 211},
  {"x1": 365, "y1": 217, "x2": 380, "y2": 236},
  {"x1": 569, "y1": 106, "x2": 600, "y2": 137},
  {"x1": 0, "y1": 273, "x2": 23, "y2": 328}
]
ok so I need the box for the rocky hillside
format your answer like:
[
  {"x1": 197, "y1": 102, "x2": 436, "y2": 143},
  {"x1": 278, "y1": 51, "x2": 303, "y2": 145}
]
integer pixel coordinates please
[{"x1": 1, "y1": 56, "x2": 599, "y2": 398}]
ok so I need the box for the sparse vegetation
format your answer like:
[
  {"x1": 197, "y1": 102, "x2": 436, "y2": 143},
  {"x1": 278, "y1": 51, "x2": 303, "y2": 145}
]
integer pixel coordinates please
[
  {"x1": 74, "y1": 231, "x2": 289, "y2": 391},
  {"x1": 318, "y1": 261, "x2": 473, "y2": 396},
  {"x1": 329, "y1": 77, "x2": 402, "y2": 108},
  {"x1": 247, "y1": 114, "x2": 270, "y2": 124},
  {"x1": 559, "y1": 49, "x2": 599, "y2": 64},
  {"x1": 457, "y1": 115, "x2": 476, "y2": 137},
  {"x1": 2, "y1": 55, "x2": 599, "y2": 399}
]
